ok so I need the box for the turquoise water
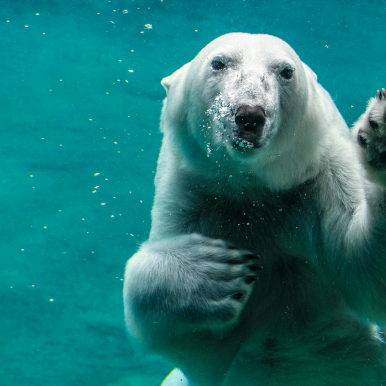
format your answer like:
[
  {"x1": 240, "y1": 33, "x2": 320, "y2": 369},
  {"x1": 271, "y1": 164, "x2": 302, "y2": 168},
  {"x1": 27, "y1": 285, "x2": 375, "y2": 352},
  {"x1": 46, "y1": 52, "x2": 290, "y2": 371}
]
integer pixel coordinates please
[{"x1": 1, "y1": 1, "x2": 385, "y2": 385}]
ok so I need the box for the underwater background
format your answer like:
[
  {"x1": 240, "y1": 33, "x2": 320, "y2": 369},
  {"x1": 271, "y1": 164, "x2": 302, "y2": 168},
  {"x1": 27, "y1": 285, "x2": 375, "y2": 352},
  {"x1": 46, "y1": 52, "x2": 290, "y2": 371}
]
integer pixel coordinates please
[{"x1": 1, "y1": 0, "x2": 385, "y2": 385}]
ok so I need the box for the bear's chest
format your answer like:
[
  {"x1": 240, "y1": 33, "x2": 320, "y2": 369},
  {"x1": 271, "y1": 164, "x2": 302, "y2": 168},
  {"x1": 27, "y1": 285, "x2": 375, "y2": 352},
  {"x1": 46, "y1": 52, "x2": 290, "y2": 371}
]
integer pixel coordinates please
[{"x1": 179, "y1": 189, "x2": 317, "y2": 260}]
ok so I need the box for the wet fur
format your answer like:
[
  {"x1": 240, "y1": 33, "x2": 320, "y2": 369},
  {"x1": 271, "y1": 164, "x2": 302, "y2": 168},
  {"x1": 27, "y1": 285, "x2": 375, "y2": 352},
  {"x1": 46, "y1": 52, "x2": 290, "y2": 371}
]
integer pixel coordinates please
[{"x1": 124, "y1": 34, "x2": 386, "y2": 385}]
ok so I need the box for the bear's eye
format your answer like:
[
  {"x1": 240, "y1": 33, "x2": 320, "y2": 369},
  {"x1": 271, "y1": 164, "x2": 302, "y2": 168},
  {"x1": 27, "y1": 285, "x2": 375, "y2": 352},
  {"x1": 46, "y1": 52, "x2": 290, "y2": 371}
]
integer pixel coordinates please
[
  {"x1": 211, "y1": 59, "x2": 226, "y2": 71},
  {"x1": 369, "y1": 119, "x2": 379, "y2": 130},
  {"x1": 280, "y1": 67, "x2": 294, "y2": 80}
]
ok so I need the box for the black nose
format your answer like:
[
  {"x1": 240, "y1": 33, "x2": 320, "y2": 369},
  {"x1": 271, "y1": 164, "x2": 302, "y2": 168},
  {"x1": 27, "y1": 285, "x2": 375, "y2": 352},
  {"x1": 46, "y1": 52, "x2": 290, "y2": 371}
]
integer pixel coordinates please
[{"x1": 235, "y1": 105, "x2": 266, "y2": 132}]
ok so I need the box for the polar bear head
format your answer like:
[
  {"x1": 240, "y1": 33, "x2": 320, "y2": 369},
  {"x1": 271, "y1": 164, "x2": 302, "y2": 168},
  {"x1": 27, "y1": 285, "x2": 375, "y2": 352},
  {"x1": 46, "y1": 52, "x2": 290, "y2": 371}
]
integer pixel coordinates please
[{"x1": 160, "y1": 33, "x2": 331, "y2": 188}]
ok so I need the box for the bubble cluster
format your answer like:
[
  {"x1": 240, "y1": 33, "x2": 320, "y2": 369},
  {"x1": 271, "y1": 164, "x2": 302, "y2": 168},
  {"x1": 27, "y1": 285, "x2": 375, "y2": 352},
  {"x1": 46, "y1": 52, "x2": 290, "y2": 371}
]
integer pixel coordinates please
[
  {"x1": 235, "y1": 140, "x2": 254, "y2": 149},
  {"x1": 202, "y1": 93, "x2": 239, "y2": 156},
  {"x1": 206, "y1": 142, "x2": 213, "y2": 157},
  {"x1": 206, "y1": 93, "x2": 231, "y2": 121}
]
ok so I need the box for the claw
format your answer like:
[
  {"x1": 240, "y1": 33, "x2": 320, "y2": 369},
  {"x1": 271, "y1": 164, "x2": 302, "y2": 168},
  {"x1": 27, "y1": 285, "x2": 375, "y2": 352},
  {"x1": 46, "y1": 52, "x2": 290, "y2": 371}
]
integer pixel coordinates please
[
  {"x1": 249, "y1": 264, "x2": 263, "y2": 271},
  {"x1": 232, "y1": 292, "x2": 244, "y2": 301},
  {"x1": 383, "y1": 88, "x2": 386, "y2": 99},
  {"x1": 379, "y1": 88, "x2": 386, "y2": 100},
  {"x1": 244, "y1": 253, "x2": 260, "y2": 260},
  {"x1": 245, "y1": 276, "x2": 258, "y2": 284},
  {"x1": 378, "y1": 89, "x2": 382, "y2": 100}
]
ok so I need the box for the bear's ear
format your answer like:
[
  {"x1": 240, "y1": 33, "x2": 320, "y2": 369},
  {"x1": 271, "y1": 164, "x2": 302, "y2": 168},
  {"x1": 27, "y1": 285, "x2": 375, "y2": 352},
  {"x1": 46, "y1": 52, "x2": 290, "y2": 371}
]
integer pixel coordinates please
[
  {"x1": 302, "y1": 62, "x2": 317, "y2": 82},
  {"x1": 161, "y1": 62, "x2": 191, "y2": 94},
  {"x1": 160, "y1": 75, "x2": 172, "y2": 93}
]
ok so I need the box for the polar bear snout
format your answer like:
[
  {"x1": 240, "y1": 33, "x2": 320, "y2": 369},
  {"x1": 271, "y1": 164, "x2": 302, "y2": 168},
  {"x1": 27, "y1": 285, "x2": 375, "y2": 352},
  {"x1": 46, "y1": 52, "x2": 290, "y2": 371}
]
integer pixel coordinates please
[
  {"x1": 235, "y1": 105, "x2": 266, "y2": 126},
  {"x1": 234, "y1": 105, "x2": 266, "y2": 148}
]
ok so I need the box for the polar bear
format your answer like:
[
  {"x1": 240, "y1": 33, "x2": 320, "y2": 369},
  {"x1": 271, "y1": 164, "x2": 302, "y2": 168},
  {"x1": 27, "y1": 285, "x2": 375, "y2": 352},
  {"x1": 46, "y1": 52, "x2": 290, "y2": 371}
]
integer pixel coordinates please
[{"x1": 123, "y1": 33, "x2": 386, "y2": 385}]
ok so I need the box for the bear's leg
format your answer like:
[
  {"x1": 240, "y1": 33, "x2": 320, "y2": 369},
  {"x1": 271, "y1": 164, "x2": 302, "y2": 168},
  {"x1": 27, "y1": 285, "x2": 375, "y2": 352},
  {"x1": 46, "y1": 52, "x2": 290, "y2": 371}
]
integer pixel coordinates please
[{"x1": 124, "y1": 233, "x2": 261, "y2": 349}]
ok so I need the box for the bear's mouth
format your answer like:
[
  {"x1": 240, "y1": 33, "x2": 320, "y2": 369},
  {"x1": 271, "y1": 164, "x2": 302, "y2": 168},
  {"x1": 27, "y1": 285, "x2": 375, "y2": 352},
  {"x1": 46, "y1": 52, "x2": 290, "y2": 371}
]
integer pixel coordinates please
[{"x1": 232, "y1": 132, "x2": 262, "y2": 150}]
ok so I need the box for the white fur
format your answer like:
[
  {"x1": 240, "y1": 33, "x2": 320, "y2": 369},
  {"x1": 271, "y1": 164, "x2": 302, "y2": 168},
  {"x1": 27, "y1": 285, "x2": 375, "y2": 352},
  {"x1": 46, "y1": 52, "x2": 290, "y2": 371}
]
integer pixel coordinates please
[
  {"x1": 123, "y1": 33, "x2": 386, "y2": 385},
  {"x1": 352, "y1": 94, "x2": 386, "y2": 187}
]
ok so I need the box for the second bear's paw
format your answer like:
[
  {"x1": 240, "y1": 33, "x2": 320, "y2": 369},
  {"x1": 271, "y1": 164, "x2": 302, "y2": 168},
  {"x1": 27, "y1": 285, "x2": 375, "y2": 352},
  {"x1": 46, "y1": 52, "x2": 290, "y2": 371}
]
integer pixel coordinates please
[{"x1": 353, "y1": 88, "x2": 386, "y2": 185}]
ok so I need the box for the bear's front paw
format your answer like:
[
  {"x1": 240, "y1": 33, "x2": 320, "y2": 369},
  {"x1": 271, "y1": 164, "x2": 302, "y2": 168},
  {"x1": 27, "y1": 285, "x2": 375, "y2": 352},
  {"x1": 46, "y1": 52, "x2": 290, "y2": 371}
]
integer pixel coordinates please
[
  {"x1": 157, "y1": 234, "x2": 262, "y2": 329},
  {"x1": 354, "y1": 88, "x2": 386, "y2": 185}
]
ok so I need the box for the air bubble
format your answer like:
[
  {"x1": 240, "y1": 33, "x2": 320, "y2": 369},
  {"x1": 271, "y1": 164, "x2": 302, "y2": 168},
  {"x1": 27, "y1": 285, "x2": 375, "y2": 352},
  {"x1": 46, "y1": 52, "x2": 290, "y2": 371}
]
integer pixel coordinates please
[{"x1": 206, "y1": 143, "x2": 213, "y2": 157}]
